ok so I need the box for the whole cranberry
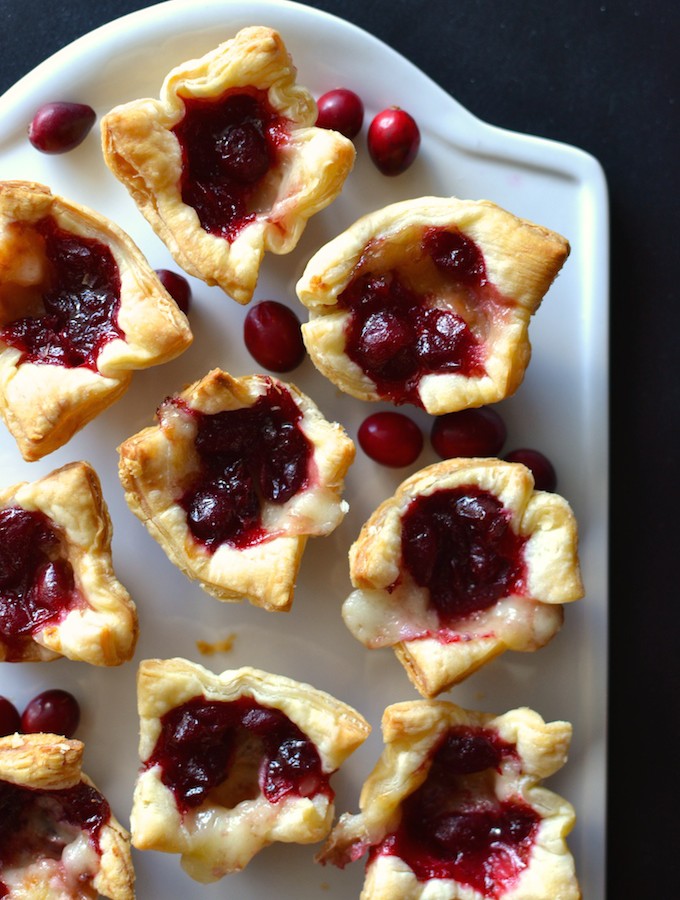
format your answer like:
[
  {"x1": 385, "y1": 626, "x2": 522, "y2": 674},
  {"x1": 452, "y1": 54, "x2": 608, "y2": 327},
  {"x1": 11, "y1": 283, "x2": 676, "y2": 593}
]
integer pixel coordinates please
[
  {"x1": 430, "y1": 407, "x2": 507, "y2": 459},
  {"x1": 28, "y1": 101, "x2": 96, "y2": 154},
  {"x1": 244, "y1": 300, "x2": 306, "y2": 372},
  {"x1": 358, "y1": 411, "x2": 423, "y2": 467},
  {"x1": 0, "y1": 697, "x2": 20, "y2": 736},
  {"x1": 316, "y1": 88, "x2": 364, "y2": 139},
  {"x1": 21, "y1": 689, "x2": 81, "y2": 738},
  {"x1": 155, "y1": 268, "x2": 192, "y2": 314},
  {"x1": 504, "y1": 448, "x2": 557, "y2": 492},
  {"x1": 367, "y1": 107, "x2": 420, "y2": 176}
]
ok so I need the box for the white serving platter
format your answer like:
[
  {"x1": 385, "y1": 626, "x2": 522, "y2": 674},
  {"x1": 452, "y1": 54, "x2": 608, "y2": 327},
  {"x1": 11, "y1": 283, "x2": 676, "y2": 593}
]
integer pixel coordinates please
[{"x1": 0, "y1": 1, "x2": 609, "y2": 896}]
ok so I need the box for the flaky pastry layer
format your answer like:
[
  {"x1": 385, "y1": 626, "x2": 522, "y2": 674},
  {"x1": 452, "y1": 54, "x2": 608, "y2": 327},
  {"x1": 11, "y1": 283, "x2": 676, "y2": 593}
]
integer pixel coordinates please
[
  {"x1": 296, "y1": 196, "x2": 569, "y2": 414},
  {"x1": 0, "y1": 180, "x2": 192, "y2": 460},
  {"x1": 131, "y1": 657, "x2": 370, "y2": 881},
  {"x1": 101, "y1": 25, "x2": 355, "y2": 304}
]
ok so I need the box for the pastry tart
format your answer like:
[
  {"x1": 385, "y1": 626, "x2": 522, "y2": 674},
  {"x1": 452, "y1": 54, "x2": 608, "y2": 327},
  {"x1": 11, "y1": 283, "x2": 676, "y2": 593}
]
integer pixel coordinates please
[
  {"x1": 296, "y1": 196, "x2": 569, "y2": 414},
  {"x1": 343, "y1": 457, "x2": 583, "y2": 697},
  {"x1": 131, "y1": 657, "x2": 370, "y2": 882},
  {"x1": 0, "y1": 732, "x2": 135, "y2": 899},
  {"x1": 101, "y1": 25, "x2": 356, "y2": 305},
  {"x1": 0, "y1": 180, "x2": 193, "y2": 461},
  {"x1": 0, "y1": 461, "x2": 137, "y2": 665},
  {"x1": 117, "y1": 368, "x2": 355, "y2": 611},
  {"x1": 318, "y1": 700, "x2": 580, "y2": 900}
]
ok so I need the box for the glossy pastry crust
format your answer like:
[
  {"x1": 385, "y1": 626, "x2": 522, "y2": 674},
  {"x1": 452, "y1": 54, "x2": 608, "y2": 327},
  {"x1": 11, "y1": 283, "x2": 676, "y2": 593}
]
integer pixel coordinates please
[
  {"x1": 343, "y1": 457, "x2": 584, "y2": 697},
  {"x1": 296, "y1": 196, "x2": 569, "y2": 414},
  {"x1": 319, "y1": 700, "x2": 581, "y2": 900},
  {"x1": 101, "y1": 25, "x2": 356, "y2": 305},
  {"x1": 0, "y1": 461, "x2": 138, "y2": 665},
  {"x1": 117, "y1": 368, "x2": 355, "y2": 611},
  {"x1": 0, "y1": 180, "x2": 192, "y2": 461},
  {"x1": 0, "y1": 732, "x2": 135, "y2": 900},
  {"x1": 131, "y1": 657, "x2": 370, "y2": 881}
]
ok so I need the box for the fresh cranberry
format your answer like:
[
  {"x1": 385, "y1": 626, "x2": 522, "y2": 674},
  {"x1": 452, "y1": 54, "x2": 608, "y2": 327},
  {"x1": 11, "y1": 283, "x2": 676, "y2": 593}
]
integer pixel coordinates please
[
  {"x1": 316, "y1": 88, "x2": 364, "y2": 139},
  {"x1": 399, "y1": 486, "x2": 526, "y2": 622},
  {"x1": 155, "y1": 268, "x2": 192, "y2": 314},
  {"x1": 430, "y1": 408, "x2": 507, "y2": 459},
  {"x1": 367, "y1": 107, "x2": 420, "y2": 175},
  {"x1": 28, "y1": 101, "x2": 96, "y2": 154},
  {"x1": 504, "y1": 448, "x2": 558, "y2": 492},
  {"x1": 243, "y1": 300, "x2": 305, "y2": 372},
  {"x1": 358, "y1": 412, "x2": 423, "y2": 467},
  {"x1": 0, "y1": 697, "x2": 20, "y2": 736},
  {"x1": 21, "y1": 689, "x2": 81, "y2": 738}
]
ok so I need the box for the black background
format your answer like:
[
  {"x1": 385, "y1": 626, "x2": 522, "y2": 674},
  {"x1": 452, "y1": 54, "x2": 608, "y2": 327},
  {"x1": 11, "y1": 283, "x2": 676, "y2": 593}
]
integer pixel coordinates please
[{"x1": 0, "y1": 0, "x2": 677, "y2": 895}]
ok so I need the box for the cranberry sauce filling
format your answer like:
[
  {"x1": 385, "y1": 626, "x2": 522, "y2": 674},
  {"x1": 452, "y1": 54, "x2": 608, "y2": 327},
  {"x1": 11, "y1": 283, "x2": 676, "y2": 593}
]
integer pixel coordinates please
[
  {"x1": 0, "y1": 507, "x2": 79, "y2": 658},
  {"x1": 399, "y1": 486, "x2": 527, "y2": 626},
  {"x1": 338, "y1": 227, "x2": 489, "y2": 406},
  {"x1": 0, "y1": 778, "x2": 110, "y2": 887},
  {"x1": 173, "y1": 87, "x2": 289, "y2": 241},
  {"x1": 176, "y1": 381, "x2": 312, "y2": 551},
  {"x1": 147, "y1": 694, "x2": 329, "y2": 815},
  {"x1": 372, "y1": 725, "x2": 540, "y2": 897},
  {"x1": 0, "y1": 217, "x2": 123, "y2": 370}
]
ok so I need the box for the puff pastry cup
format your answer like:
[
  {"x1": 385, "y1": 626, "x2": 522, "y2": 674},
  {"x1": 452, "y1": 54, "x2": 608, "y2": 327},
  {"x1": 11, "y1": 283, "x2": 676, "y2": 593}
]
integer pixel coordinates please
[
  {"x1": 318, "y1": 700, "x2": 580, "y2": 900},
  {"x1": 0, "y1": 732, "x2": 135, "y2": 899},
  {"x1": 296, "y1": 196, "x2": 569, "y2": 414},
  {"x1": 0, "y1": 180, "x2": 192, "y2": 461},
  {"x1": 101, "y1": 25, "x2": 356, "y2": 305},
  {"x1": 0, "y1": 461, "x2": 137, "y2": 665},
  {"x1": 117, "y1": 368, "x2": 355, "y2": 611},
  {"x1": 131, "y1": 657, "x2": 370, "y2": 882},
  {"x1": 343, "y1": 458, "x2": 584, "y2": 697}
]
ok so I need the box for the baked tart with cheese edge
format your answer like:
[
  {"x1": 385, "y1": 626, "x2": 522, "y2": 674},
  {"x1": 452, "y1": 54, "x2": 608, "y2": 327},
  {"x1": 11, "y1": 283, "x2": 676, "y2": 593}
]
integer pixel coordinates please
[
  {"x1": 117, "y1": 368, "x2": 355, "y2": 611},
  {"x1": 101, "y1": 25, "x2": 356, "y2": 305},
  {"x1": 296, "y1": 195, "x2": 569, "y2": 414},
  {"x1": 131, "y1": 657, "x2": 371, "y2": 882},
  {"x1": 0, "y1": 180, "x2": 192, "y2": 461},
  {"x1": 0, "y1": 461, "x2": 137, "y2": 665},
  {"x1": 318, "y1": 699, "x2": 580, "y2": 900},
  {"x1": 0, "y1": 732, "x2": 134, "y2": 900},
  {"x1": 343, "y1": 457, "x2": 584, "y2": 697}
]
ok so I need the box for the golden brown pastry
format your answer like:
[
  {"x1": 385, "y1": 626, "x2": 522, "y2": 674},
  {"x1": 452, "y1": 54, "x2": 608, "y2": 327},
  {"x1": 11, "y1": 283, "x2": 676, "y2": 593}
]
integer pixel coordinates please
[
  {"x1": 118, "y1": 368, "x2": 355, "y2": 611},
  {"x1": 296, "y1": 196, "x2": 569, "y2": 414},
  {"x1": 343, "y1": 457, "x2": 584, "y2": 697},
  {"x1": 0, "y1": 180, "x2": 193, "y2": 461},
  {"x1": 101, "y1": 25, "x2": 356, "y2": 305},
  {"x1": 131, "y1": 657, "x2": 370, "y2": 882},
  {"x1": 0, "y1": 732, "x2": 135, "y2": 899},
  {"x1": 319, "y1": 699, "x2": 580, "y2": 900},
  {"x1": 0, "y1": 461, "x2": 137, "y2": 665}
]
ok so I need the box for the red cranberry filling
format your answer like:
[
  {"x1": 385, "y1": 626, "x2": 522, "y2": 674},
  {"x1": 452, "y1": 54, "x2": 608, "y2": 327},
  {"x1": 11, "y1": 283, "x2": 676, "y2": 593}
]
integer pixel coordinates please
[
  {"x1": 173, "y1": 87, "x2": 289, "y2": 241},
  {"x1": 399, "y1": 486, "x2": 527, "y2": 624},
  {"x1": 338, "y1": 227, "x2": 490, "y2": 406},
  {"x1": 0, "y1": 778, "x2": 110, "y2": 890},
  {"x1": 147, "y1": 694, "x2": 329, "y2": 815},
  {"x1": 372, "y1": 725, "x2": 540, "y2": 896},
  {"x1": 175, "y1": 381, "x2": 312, "y2": 551},
  {"x1": 0, "y1": 217, "x2": 123, "y2": 370},
  {"x1": 0, "y1": 507, "x2": 80, "y2": 659}
]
